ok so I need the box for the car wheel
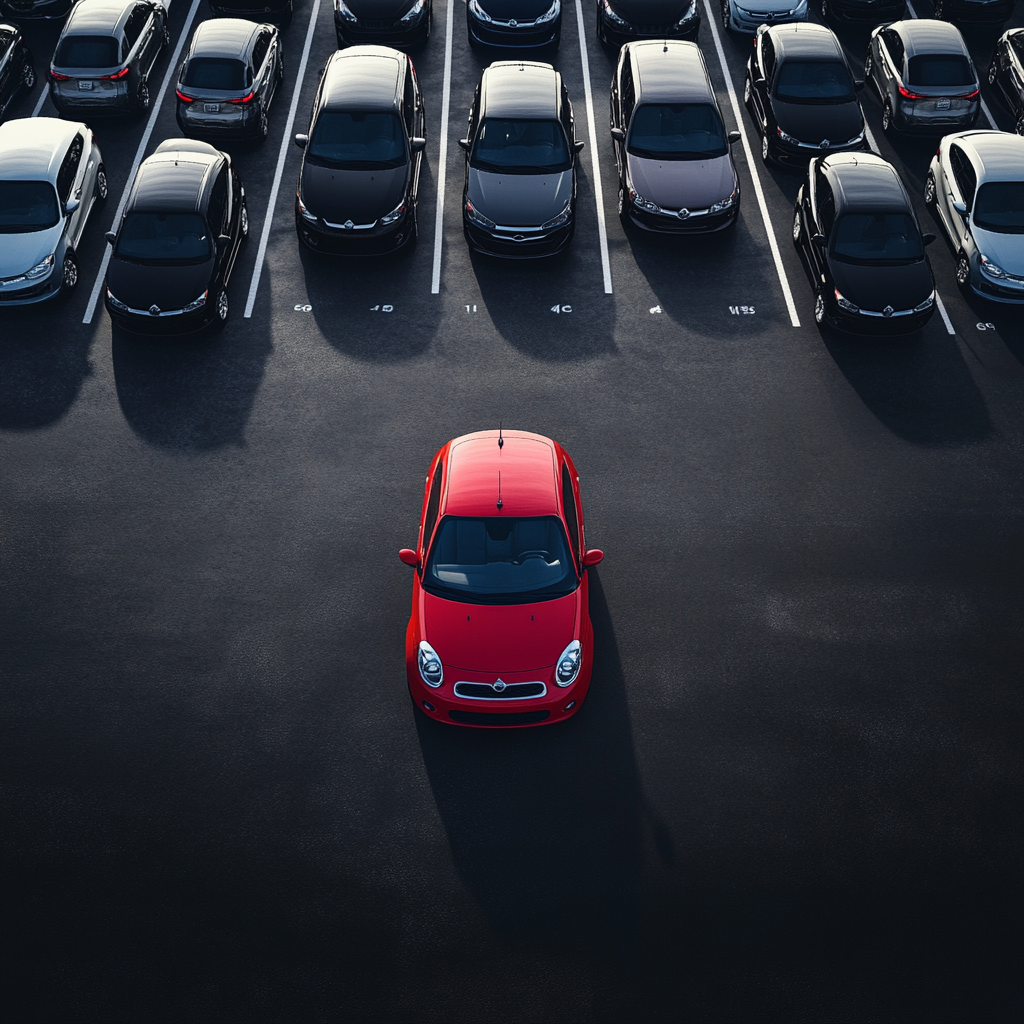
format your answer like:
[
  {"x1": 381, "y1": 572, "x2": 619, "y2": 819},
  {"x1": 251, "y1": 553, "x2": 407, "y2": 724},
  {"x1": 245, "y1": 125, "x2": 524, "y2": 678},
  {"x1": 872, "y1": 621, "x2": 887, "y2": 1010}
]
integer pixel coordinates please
[
  {"x1": 95, "y1": 163, "x2": 108, "y2": 203},
  {"x1": 863, "y1": 54, "x2": 873, "y2": 83},
  {"x1": 721, "y1": 0, "x2": 731, "y2": 32},
  {"x1": 21, "y1": 61, "x2": 36, "y2": 90},
  {"x1": 955, "y1": 253, "x2": 970, "y2": 290},
  {"x1": 61, "y1": 251, "x2": 79, "y2": 294},
  {"x1": 138, "y1": 79, "x2": 150, "y2": 112},
  {"x1": 814, "y1": 290, "x2": 826, "y2": 325},
  {"x1": 933, "y1": 0, "x2": 944, "y2": 17},
  {"x1": 258, "y1": 108, "x2": 269, "y2": 140},
  {"x1": 276, "y1": 52, "x2": 285, "y2": 86},
  {"x1": 162, "y1": 21, "x2": 170, "y2": 47},
  {"x1": 882, "y1": 101, "x2": 893, "y2": 133},
  {"x1": 923, "y1": 172, "x2": 937, "y2": 208},
  {"x1": 213, "y1": 288, "x2": 229, "y2": 328},
  {"x1": 988, "y1": 61, "x2": 999, "y2": 87},
  {"x1": 1016, "y1": 113, "x2": 1024, "y2": 137},
  {"x1": 761, "y1": 132, "x2": 771, "y2": 165},
  {"x1": 743, "y1": 74, "x2": 752, "y2": 107},
  {"x1": 820, "y1": 0, "x2": 829, "y2": 20},
  {"x1": 792, "y1": 206, "x2": 803, "y2": 246},
  {"x1": 617, "y1": 185, "x2": 626, "y2": 220},
  {"x1": 240, "y1": 200, "x2": 249, "y2": 240}
]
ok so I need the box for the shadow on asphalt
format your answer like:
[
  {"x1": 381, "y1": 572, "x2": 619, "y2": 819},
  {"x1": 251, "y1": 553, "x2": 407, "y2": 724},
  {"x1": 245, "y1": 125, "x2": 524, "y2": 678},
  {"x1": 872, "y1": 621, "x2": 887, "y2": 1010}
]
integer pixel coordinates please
[{"x1": 415, "y1": 569, "x2": 643, "y2": 949}]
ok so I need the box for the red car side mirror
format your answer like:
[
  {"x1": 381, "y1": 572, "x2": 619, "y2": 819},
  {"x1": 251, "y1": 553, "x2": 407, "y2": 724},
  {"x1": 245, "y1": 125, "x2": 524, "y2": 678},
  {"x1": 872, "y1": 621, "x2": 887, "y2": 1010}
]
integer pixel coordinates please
[
  {"x1": 582, "y1": 549, "x2": 604, "y2": 567},
  {"x1": 398, "y1": 549, "x2": 419, "y2": 567}
]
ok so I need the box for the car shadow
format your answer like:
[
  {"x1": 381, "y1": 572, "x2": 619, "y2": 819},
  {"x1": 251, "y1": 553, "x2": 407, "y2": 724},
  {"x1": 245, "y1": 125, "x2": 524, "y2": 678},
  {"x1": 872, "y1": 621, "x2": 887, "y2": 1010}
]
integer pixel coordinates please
[
  {"x1": 111, "y1": 319, "x2": 272, "y2": 451},
  {"x1": 415, "y1": 569, "x2": 644, "y2": 948}
]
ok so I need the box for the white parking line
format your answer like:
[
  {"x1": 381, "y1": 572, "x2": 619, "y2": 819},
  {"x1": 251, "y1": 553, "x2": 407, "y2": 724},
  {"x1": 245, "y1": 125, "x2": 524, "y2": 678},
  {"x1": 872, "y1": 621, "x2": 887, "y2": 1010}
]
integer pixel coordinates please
[
  {"x1": 243, "y1": 0, "x2": 322, "y2": 318},
  {"x1": 863, "y1": 121, "x2": 879, "y2": 154},
  {"x1": 430, "y1": 0, "x2": 454, "y2": 295},
  {"x1": 701, "y1": 0, "x2": 800, "y2": 327},
  {"x1": 574, "y1": 0, "x2": 612, "y2": 294},
  {"x1": 934, "y1": 291, "x2": 955, "y2": 335},
  {"x1": 82, "y1": 0, "x2": 200, "y2": 325}
]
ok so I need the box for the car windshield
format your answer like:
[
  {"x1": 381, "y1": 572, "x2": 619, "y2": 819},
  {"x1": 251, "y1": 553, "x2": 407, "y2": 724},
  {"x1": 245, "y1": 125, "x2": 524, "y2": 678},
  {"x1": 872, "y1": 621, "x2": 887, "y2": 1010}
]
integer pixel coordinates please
[
  {"x1": 831, "y1": 212, "x2": 924, "y2": 263},
  {"x1": 0, "y1": 180, "x2": 60, "y2": 233},
  {"x1": 306, "y1": 111, "x2": 406, "y2": 169},
  {"x1": 907, "y1": 54, "x2": 974, "y2": 88},
  {"x1": 182, "y1": 56, "x2": 248, "y2": 91},
  {"x1": 423, "y1": 516, "x2": 578, "y2": 604},
  {"x1": 973, "y1": 181, "x2": 1024, "y2": 234},
  {"x1": 54, "y1": 34, "x2": 120, "y2": 68},
  {"x1": 774, "y1": 60, "x2": 855, "y2": 103},
  {"x1": 115, "y1": 212, "x2": 212, "y2": 263},
  {"x1": 627, "y1": 103, "x2": 728, "y2": 160},
  {"x1": 471, "y1": 119, "x2": 571, "y2": 174}
]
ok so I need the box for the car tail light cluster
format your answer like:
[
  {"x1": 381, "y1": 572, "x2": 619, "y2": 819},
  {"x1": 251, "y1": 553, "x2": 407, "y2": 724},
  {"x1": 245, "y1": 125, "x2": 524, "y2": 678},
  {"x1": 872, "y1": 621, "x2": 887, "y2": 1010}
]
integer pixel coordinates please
[
  {"x1": 101, "y1": 67, "x2": 129, "y2": 80},
  {"x1": 898, "y1": 84, "x2": 926, "y2": 100},
  {"x1": 230, "y1": 90, "x2": 256, "y2": 104},
  {"x1": 50, "y1": 70, "x2": 71, "y2": 81},
  {"x1": 175, "y1": 89, "x2": 193, "y2": 103}
]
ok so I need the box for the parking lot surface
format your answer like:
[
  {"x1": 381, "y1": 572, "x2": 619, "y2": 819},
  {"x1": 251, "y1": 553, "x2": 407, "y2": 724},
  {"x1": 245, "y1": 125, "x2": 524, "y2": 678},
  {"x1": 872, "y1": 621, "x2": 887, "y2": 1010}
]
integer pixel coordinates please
[{"x1": 2, "y1": 0, "x2": 1022, "y2": 1020}]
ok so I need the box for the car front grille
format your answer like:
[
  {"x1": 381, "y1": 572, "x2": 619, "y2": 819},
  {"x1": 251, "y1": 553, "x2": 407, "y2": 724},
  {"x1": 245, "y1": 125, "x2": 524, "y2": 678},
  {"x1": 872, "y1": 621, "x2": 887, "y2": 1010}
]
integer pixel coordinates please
[{"x1": 453, "y1": 681, "x2": 546, "y2": 700}]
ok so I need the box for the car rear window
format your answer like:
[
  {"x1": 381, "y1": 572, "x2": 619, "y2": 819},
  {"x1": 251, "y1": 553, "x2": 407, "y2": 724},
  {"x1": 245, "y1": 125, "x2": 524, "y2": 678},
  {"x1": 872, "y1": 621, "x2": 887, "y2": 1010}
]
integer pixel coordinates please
[
  {"x1": 307, "y1": 111, "x2": 406, "y2": 170},
  {"x1": 0, "y1": 180, "x2": 60, "y2": 233},
  {"x1": 774, "y1": 60, "x2": 855, "y2": 104},
  {"x1": 907, "y1": 54, "x2": 974, "y2": 87},
  {"x1": 627, "y1": 103, "x2": 728, "y2": 160},
  {"x1": 54, "y1": 35, "x2": 120, "y2": 69},
  {"x1": 831, "y1": 212, "x2": 923, "y2": 263},
  {"x1": 973, "y1": 182, "x2": 1024, "y2": 234},
  {"x1": 183, "y1": 56, "x2": 248, "y2": 91},
  {"x1": 116, "y1": 212, "x2": 212, "y2": 263},
  {"x1": 471, "y1": 119, "x2": 571, "y2": 175}
]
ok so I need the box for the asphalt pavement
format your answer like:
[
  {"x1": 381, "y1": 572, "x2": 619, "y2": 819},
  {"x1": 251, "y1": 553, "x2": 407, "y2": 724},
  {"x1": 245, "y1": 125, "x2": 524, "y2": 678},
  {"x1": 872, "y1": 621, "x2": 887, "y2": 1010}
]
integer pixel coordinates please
[{"x1": 2, "y1": 0, "x2": 1023, "y2": 1021}]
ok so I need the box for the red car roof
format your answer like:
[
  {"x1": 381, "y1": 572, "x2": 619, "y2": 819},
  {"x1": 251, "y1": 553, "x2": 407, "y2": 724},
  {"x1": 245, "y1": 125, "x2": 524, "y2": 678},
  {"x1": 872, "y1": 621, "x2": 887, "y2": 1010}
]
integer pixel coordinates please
[{"x1": 443, "y1": 430, "x2": 559, "y2": 519}]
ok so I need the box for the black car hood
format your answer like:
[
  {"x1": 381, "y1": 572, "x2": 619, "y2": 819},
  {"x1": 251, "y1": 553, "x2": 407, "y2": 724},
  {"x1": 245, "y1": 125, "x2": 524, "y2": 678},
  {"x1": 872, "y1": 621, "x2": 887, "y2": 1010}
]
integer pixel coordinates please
[
  {"x1": 467, "y1": 167, "x2": 572, "y2": 227},
  {"x1": 474, "y1": 0, "x2": 556, "y2": 18},
  {"x1": 829, "y1": 257, "x2": 933, "y2": 313},
  {"x1": 772, "y1": 99, "x2": 863, "y2": 145},
  {"x1": 107, "y1": 257, "x2": 215, "y2": 312},
  {"x1": 300, "y1": 161, "x2": 408, "y2": 224},
  {"x1": 347, "y1": 0, "x2": 417, "y2": 17},
  {"x1": 607, "y1": 0, "x2": 693, "y2": 22}
]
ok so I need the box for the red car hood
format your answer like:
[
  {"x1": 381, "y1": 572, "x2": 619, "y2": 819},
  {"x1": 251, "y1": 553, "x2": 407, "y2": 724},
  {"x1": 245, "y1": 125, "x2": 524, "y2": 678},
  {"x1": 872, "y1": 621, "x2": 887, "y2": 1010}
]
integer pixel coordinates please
[{"x1": 422, "y1": 589, "x2": 579, "y2": 673}]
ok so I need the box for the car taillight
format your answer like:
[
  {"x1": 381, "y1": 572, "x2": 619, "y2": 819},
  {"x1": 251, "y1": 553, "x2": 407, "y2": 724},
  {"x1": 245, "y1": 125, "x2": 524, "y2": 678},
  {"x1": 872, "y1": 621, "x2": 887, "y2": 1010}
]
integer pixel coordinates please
[
  {"x1": 175, "y1": 89, "x2": 193, "y2": 103},
  {"x1": 960, "y1": 88, "x2": 980, "y2": 99},
  {"x1": 101, "y1": 67, "x2": 129, "y2": 80},
  {"x1": 50, "y1": 70, "x2": 71, "y2": 81},
  {"x1": 898, "y1": 84, "x2": 926, "y2": 100},
  {"x1": 229, "y1": 90, "x2": 256, "y2": 104}
]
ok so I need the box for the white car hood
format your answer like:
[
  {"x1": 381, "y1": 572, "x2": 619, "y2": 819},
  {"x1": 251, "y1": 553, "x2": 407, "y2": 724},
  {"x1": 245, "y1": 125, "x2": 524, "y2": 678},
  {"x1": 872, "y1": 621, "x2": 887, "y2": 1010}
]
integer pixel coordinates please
[{"x1": 0, "y1": 225, "x2": 62, "y2": 280}]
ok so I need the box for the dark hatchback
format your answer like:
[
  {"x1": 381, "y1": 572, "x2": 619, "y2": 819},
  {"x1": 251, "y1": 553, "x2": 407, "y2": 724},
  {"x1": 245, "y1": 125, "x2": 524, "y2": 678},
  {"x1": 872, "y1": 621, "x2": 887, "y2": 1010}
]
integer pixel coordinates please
[
  {"x1": 461, "y1": 61, "x2": 583, "y2": 259},
  {"x1": 596, "y1": 0, "x2": 699, "y2": 49},
  {"x1": 988, "y1": 28, "x2": 1024, "y2": 137},
  {"x1": 467, "y1": 0, "x2": 560, "y2": 52},
  {"x1": 793, "y1": 152, "x2": 936, "y2": 334},
  {"x1": 0, "y1": 22, "x2": 34, "y2": 121},
  {"x1": 295, "y1": 46, "x2": 424, "y2": 254},
  {"x1": 745, "y1": 22, "x2": 866, "y2": 168},
  {"x1": 209, "y1": 0, "x2": 294, "y2": 28},
  {"x1": 821, "y1": 0, "x2": 905, "y2": 25},
  {"x1": 333, "y1": 0, "x2": 431, "y2": 51},
  {"x1": 105, "y1": 139, "x2": 248, "y2": 332}
]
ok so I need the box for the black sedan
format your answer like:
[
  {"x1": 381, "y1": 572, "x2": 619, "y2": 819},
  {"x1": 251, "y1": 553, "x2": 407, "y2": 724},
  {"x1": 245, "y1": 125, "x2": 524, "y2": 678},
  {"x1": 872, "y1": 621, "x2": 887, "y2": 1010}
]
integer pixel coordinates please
[
  {"x1": 596, "y1": 0, "x2": 699, "y2": 50},
  {"x1": 0, "y1": 22, "x2": 34, "y2": 121},
  {"x1": 104, "y1": 139, "x2": 248, "y2": 332},
  {"x1": 461, "y1": 61, "x2": 582, "y2": 259},
  {"x1": 175, "y1": 19, "x2": 283, "y2": 143},
  {"x1": 988, "y1": 28, "x2": 1024, "y2": 137},
  {"x1": 467, "y1": 0, "x2": 560, "y2": 52},
  {"x1": 745, "y1": 22, "x2": 866, "y2": 168},
  {"x1": 295, "y1": 46, "x2": 424, "y2": 254},
  {"x1": 210, "y1": 0, "x2": 294, "y2": 28},
  {"x1": 793, "y1": 152, "x2": 936, "y2": 334},
  {"x1": 334, "y1": 0, "x2": 431, "y2": 51}
]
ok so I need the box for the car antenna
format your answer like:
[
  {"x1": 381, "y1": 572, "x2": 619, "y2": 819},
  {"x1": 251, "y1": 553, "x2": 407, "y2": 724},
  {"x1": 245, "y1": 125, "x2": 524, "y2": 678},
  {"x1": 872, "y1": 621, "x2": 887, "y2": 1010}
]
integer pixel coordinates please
[
  {"x1": 497, "y1": 472, "x2": 503, "y2": 511},
  {"x1": 498, "y1": 422, "x2": 503, "y2": 449}
]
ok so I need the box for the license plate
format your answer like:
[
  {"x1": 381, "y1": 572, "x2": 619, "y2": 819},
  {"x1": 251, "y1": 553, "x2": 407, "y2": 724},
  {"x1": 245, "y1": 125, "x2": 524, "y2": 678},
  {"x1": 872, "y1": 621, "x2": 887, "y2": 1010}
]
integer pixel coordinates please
[
  {"x1": 204, "y1": 103, "x2": 220, "y2": 113},
  {"x1": 936, "y1": 98, "x2": 951, "y2": 110},
  {"x1": 78, "y1": 80, "x2": 94, "y2": 91}
]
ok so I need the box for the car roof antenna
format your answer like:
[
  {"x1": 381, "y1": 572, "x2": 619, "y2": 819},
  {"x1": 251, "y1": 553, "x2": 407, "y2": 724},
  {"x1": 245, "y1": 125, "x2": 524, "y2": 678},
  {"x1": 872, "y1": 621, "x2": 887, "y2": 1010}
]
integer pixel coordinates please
[
  {"x1": 497, "y1": 472, "x2": 503, "y2": 511},
  {"x1": 498, "y1": 422, "x2": 504, "y2": 449}
]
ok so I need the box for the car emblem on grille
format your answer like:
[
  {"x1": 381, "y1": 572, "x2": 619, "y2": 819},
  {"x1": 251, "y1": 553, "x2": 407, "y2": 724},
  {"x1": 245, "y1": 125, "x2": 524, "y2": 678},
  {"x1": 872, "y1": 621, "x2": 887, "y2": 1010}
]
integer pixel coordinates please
[
  {"x1": 677, "y1": 208, "x2": 690, "y2": 220},
  {"x1": 820, "y1": 139, "x2": 830, "y2": 149},
  {"x1": 149, "y1": 305, "x2": 160, "y2": 315},
  {"x1": 883, "y1": 305, "x2": 894, "y2": 317},
  {"x1": 509, "y1": 18, "x2": 517, "y2": 25},
  {"x1": 342, "y1": 220, "x2": 354, "y2": 230},
  {"x1": 513, "y1": 234, "x2": 525, "y2": 241},
  {"x1": 493, "y1": 679, "x2": 506, "y2": 692}
]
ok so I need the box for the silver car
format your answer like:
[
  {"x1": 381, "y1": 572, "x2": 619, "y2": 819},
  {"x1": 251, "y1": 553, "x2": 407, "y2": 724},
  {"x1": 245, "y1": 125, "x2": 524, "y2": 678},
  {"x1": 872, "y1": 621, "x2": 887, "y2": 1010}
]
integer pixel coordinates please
[
  {"x1": 925, "y1": 130, "x2": 1024, "y2": 304},
  {"x1": 864, "y1": 19, "x2": 979, "y2": 135},
  {"x1": 721, "y1": 0, "x2": 807, "y2": 34},
  {"x1": 0, "y1": 117, "x2": 106, "y2": 303}
]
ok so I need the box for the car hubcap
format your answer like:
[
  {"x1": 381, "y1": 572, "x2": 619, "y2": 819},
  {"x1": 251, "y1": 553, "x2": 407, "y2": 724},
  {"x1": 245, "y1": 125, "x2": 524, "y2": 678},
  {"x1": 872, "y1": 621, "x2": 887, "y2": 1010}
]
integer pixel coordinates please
[
  {"x1": 141, "y1": 85, "x2": 149, "y2": 109},
  {"x1": 218, "y1": 291, "x2": 229, "y2": 320},
  {"x1": 260, "y1": 112, "x2": 268, "y2": 136},
  {"x1": 821, "y1": 0, "x2": 827, "y2": 17},
  {"x1": 23, "y1": 65, "x2": 35, "y2": 87},
  {"x1": 97, "y1": 171, "x2": 108, "y2": 200},
  {"x1": 864, "y1": 57, "x2": 872, "y2": 77},
  {"x1": 64, "y1": 257, "x2": 77, "y2": 289},
  {"x1": 793, "y1": 211, "x2": 801, "y2": 243},
  {"x1": 883, "y1": 105, "x2": 890, "y2": 130},
  {"x1": 762, "y1": 135, "x2": 769, "y2": 161},
  {"x1": 957, "y1": 259, "x2": 969, "y2": 285},
  {"x1": 815, "y1": 294, "x2": 825, "y2": 322},
  {"x1": 743, "y1": 77, "x2": 751, "y2": 104},
  {"x1": 924, "y1": 177, "x2": 935, "y2": 204},
  {"x1": 1017, "y1": 115, "x2": 1024, "y2": 136},
  {"x1": 988, "y1": 64, "x2": 997, "y2": 85},
  {"x1": 618, "y1": 188, "x2": 624, "y2": 215},
  {"x1": 241, "y1": 206, "x2": 249, "y2": 236}
]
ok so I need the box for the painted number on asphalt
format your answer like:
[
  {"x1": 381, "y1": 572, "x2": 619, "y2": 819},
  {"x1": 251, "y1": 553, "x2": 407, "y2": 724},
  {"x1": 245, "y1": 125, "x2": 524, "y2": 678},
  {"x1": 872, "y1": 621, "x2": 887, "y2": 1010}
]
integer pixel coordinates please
[
  {"x1": 465, "y1": 305, "x2": 478, "y2": 313},
  {"x1": 371, "y1": 304, "x2": 394, "y2": 312},
  {"x1": 294, "y1": 304, "x2": 312, "y2": 312},
  {"x1": 976, "y1": 322, "x2": 996, "y2": 331},
  {"x1": 550, "y1": 305, "x2": 572, "y2": 313},
  {"x1": 730, "y1": 305, "x2": 756, "y2": 315},
  {"x1": 650, "y1": 305, "x2": 663, "y2": 314}
]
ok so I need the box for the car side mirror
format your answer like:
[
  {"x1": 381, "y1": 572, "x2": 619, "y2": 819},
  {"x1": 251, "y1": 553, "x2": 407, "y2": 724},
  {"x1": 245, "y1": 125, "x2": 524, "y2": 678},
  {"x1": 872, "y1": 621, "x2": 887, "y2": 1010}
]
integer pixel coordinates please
[
  {"x1": 105, "y1": 231, "x2": 117, "y2": 246},
  {"x1": 610, "y1": 127, "x2": 625, "y2": 142},
  {"x1": 65, "y1": 197, "x2": 80, "y2": 215},
  {"x1": 854, "y1": 80, "x2": 865, "y2": 92},
  {"x1": 811, "y1": 233, "x2": 826, "y2": 246},
  {"x1": 574, "y1": 139, "x2": 585, "y2": 152},
  {"x1": 458, "y1": 138, "x2": 470, "y2": 152},
  {"x1": 294, "y1": 133, "x2": 308, "y2": 148},
  {"x1": 398, "y1": 548, "x2": 419, "y2": 567},
  {"x1": 922, "y1": 232, "x2": 936, "y2": 245},
  {"x1": 727, "y1": 130, "x2": 741, "y2": 144},
  {"x1": 411, "y1": 137, "x2": 426, "y2": 151},
  {"x1": 952, "y1": 200, "x2": 968, "y2": 215},
  {"x1": 582, "y1": 549, "x2": 604, "y2": 568}
]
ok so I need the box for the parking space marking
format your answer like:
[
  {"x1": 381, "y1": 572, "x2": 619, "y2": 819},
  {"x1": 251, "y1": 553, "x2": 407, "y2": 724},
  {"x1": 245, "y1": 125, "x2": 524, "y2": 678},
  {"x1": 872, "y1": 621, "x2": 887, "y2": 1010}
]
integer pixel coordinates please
[
  {"x1": 934, "y1": 291, "x2": 956, "y2": 335},
  {"x1": 430, "y1": 0, "x2": 454, "y2": 295},
  {"x1": 243, "y1": 0, "x2": 322, "y2": 319},
  {"x1": 701, "y1": 0, "x2": 801, "y2": 327},
  {"x1": 82, "y1": 0, "x2": 201, "y2": 325},
  {"x1": 863, "y1": 120, "x2": 879, "y2": 154},
  {"x1": 574, "y1": 0, "x2": 612, "y2": 294}
]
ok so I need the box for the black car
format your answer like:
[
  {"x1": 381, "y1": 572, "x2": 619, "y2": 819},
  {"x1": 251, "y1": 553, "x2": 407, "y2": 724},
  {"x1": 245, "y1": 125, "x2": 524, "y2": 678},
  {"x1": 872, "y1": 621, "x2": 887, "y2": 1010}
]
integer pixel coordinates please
[
  {"x1": 209, "y1": 0, "x2": 294, "y2": 28},
  {"x1": 932, "y1": 0, "x2": 1014, "y2": 25},
  {"x1": 0, "y1": 0, "x2": 74, "y2": 20},
  {"x1": 0, "y1": 22, "x2": 34, "y2": 121},
  {"x1": 596, "y1": 0, "x2": 699, "y2": 49},
  {"x1": 104, "y1": 139, "x2": 248, "y2": 332},
  {"x1": 745, "y1": 22, "x2": 867, "y2": 168},
  {"x1": 49, "y1": 0, "x2": 168, "y2": 116},
  {"x1": 460, "y1": 60, "x2": 583, "y2": 259},
  {"x1": 988, "y1": 28, "x2": 1024, "y2": 137},
  {"x1": 820, "y1": 0, "x2": 905, "y2": 25},
  {"x1": 467, "y1": 0, "x2": 560, "y2": 52},
  {"x1": 176, "y1": 19, "x2": 283, "y2": 142},
  {"x1": 793, "y1": 152, "x2": 936, "y2": 334},
  {"x1": 295, "y1": 46, "x2": 424, "y2": 254},
  {"x1": 334, "y1": 0, "x2": 431, "y2": 51}
]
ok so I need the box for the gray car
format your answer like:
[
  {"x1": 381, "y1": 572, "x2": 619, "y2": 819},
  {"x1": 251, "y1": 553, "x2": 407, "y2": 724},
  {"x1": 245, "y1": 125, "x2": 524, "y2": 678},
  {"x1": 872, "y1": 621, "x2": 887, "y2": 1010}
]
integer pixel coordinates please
[
  {"x1": 925, "y1": 130, "x2": 1024, "y2": 304},
  {"x1": 49, "y1": 0, "x2": 168, "y2": 115},
  {"x1": 0, "y1": 117, "x2": 106, "y2": 304},
  {"x1": 864, "y1": 19, "x2": 979, "y2": 135}
]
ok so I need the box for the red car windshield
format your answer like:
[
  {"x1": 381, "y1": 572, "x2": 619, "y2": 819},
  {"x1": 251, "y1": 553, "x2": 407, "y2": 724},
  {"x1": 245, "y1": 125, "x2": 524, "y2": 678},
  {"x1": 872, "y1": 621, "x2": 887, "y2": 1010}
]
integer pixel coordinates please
[{"x1": 423, "y1": 516, "x2": 577, "y2": 604}]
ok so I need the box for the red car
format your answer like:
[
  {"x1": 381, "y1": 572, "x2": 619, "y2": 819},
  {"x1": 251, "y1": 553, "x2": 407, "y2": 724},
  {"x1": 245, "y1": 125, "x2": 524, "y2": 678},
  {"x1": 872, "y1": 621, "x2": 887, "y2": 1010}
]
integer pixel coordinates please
[{"x1": 399, "y1": 430, "x2": 604, "y2": 727}]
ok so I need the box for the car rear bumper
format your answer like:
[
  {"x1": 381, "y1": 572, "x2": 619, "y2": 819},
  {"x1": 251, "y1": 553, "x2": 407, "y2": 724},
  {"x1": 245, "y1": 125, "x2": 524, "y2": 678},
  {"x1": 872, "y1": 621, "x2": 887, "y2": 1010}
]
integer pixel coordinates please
[{"x1": 51, "y1": 83, "x2": 133, "y2": 114}]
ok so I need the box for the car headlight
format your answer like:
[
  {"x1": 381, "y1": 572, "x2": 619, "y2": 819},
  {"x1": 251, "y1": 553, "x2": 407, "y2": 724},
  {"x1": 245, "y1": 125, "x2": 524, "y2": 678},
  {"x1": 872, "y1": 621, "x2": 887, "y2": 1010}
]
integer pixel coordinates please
[
  {"x1": 182, "y1": 289, "x2": 208, "y2": 313},
  {"x1": 776, "y1": 126, "x2": 801, "y2": 146},
  {"x1": 106, "y1": 287, "x2": 130, "y2": 312},
  {"x1": 709, "y1": 188, "x2": 739, "y2": 214},
  {"x1": 834, "y1": 289, "x2": 859, "y2": 314},
  {"x1": 913, "y1": 290, "x2": 935, "y2": 312},
  {"x1": 334, "y1": 0, "x2": 358, "y2": 21},
  {"x1": 541, "y1": 202, "x2": 572, "y2": 231},
  {"x1": 417, "y1": 641, "x2": 443, "y2": 688},
  {"x1": 25, "y1": 254, "x2": 55, "y2": 279},
  {"x1": 555, "y1": 640, "x2": 582, "y2": 687},
  {"x1": 468, "y1": 0, "x2": 493, "y2": 21},
  {"x1": 400, "y1": 0, "x2": 427, "y2": 21},
  {"x1": 674, "y1": 0, "x2": 696, "y2": 25},
  {"x1": 631, "y1": 189, "x2": 660, "y2": 213},
  {"x1": 535, "y1": 0, "x2": 560, "y2": 23},
  {"x1": 979, "y1": 255, "x2": 1007, "y2": 280},
  {"x1": 601, "y1": 0, "x2": 629, "y2": 26},
  {"x1": 465, "y1": 198, "x2": 496, "y2": 231},
  {"x1": 380, "y1": 200, "x2": 407, "y2": 226},
  {"x1": 297, "y1": 193, "x2": 317, "y2": 222}
]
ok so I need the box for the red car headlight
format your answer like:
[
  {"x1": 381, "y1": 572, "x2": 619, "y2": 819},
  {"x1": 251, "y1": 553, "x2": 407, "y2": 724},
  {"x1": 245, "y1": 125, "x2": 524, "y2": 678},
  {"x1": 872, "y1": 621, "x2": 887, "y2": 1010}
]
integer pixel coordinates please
[
  {"x1": 418, "y1": 641, "x2": 443, "y2": 687},
  {"x1": 555, "y1": 640, "x2": 582, "y2": 686}
]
